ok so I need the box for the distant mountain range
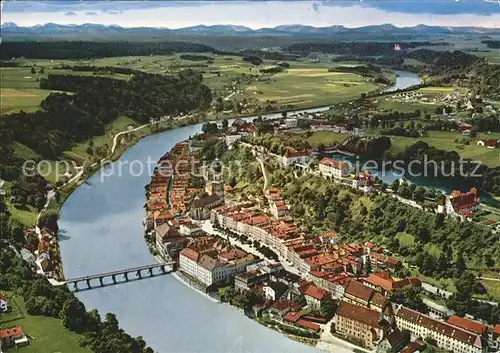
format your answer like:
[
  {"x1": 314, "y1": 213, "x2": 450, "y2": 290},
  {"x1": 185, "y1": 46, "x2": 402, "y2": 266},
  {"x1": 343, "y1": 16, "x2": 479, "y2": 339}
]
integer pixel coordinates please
[{"x1": 2, "y1": 22, "x2": 500, "y2": 37}]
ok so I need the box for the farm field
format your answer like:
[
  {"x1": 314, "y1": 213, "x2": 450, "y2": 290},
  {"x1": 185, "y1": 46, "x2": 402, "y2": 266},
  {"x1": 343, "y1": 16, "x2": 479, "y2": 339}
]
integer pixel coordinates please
[
  {"x1": 472, "y1": 50, "x2": 500, "y2": 64},
  {"x1": 245, "y1": 67, "x2": 382, "y2": 108},
  {"x1": 0, "y1": 88, "x2": 55, "y2": 114},
  {"x1": 0, "y1": 294, "x2": 91, "y2": 353}
]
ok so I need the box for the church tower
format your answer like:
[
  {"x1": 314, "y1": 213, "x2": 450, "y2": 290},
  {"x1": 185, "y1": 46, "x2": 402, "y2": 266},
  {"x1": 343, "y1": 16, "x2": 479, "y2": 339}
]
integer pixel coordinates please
[{"x1": 205, "y1": 158, "x2": 224, "y2": 198}]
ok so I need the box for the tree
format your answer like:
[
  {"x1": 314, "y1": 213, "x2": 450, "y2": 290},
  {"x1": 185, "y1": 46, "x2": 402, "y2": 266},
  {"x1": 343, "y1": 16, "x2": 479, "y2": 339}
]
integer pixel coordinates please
[
  {"x1": 31, "y1": 67, "x2": 36, "y2": 74},
  {"x1": 320, "y1": 298, "x2": 337, "y2": 319},
  {"x1": 222, "y1": 119, "x2": 228, "y2": 129},
  {"x1": 60, "y1": 298, "x2": 89, "y2": 333}
]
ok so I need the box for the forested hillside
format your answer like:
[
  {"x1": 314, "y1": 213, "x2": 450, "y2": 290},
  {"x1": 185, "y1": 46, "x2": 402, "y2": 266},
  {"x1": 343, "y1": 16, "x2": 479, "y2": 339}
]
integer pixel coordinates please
[
  {"x1": 0, "y1": 70, "x2": 212, "y2": 172},
  {"x1": 0, "y1": 41, "x2": 221, "y2": 59}
]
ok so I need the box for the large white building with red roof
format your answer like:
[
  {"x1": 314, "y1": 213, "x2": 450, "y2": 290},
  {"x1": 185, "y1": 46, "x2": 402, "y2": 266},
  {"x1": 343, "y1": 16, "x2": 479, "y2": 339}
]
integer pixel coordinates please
[
  {"x1": 281, "y1": 147, "x2": 310, "y2": 167},
  {"x1": 445, "y1": 188, "x2": 479, "y2": 220},
  {"x1": 319, "y1": 157, "x2": 351, "y2": 179}
]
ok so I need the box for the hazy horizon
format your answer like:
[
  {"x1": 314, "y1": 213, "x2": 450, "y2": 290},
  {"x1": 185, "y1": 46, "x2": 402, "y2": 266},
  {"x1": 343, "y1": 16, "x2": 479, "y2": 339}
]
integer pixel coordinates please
[{"x1": 2, "y1": 1, "x2": 500, "y2": 29}]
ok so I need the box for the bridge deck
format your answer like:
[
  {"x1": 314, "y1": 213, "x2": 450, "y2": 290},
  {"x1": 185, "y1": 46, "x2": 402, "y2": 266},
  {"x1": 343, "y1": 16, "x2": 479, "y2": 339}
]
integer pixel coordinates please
[{"x1": 64, "y1": 262, "x2": 175, "y2": 284}]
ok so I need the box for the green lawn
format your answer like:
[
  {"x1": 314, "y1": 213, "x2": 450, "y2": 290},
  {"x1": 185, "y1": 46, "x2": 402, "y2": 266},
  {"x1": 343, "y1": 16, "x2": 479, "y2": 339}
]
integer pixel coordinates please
[
  {"x1": 64, "y1": 116, "x2": 139, "y2": 162},
  {"x1": 0, "y1": 294, "x2": 91, "y2": 353},
  {"x1": 376, "y1": 99, "x2": 437, "y2": 114},
  {"x1": 478, "y1": 279, "x2": 500, "y2": 301},
  {"x1": 373, "y1": 130, "x2": 500, "y2": 168},
  {"x1": 285, "y1": 130, "x2": 347, "y2": 148},
  {"x1": 395, "y1": 232, "x2": 415, "y2": 247}
]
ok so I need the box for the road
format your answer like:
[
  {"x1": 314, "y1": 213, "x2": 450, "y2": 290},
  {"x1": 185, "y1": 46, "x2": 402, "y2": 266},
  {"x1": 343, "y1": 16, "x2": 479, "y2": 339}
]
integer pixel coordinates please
[
  {"x1": 421, "y1": 282, "x2": 498, "y2": 306},
  {"x1": 256, "y1": 156, "x2": 269, "y2": 192},
  {"x1": 200, "y1": 220, "x2": 301, "y2": 276}
]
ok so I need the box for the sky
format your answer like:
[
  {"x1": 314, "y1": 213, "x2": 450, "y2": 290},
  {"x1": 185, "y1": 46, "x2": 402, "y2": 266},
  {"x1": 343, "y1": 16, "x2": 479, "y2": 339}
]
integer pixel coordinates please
[{"x1": 2, "y1": 1, "x2": 500, "y2": 28}]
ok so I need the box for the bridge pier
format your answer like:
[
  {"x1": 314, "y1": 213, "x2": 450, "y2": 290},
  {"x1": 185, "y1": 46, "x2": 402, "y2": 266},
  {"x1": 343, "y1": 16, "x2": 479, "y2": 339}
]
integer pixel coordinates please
[
  {"x1": 124, "y1": 272, "x2": 129, "y2": 281},
  {"x1": 73, "y1": 282, "x2": 78, "y2": 291},
  {"x1": 148, "y1": 268, "x2": 153, "y2": 276},
  {"x1": 86, "y1": 279, "x2": 91, "y2": 288},
  {"x1": 99, "y1": 277, "x2": 104, "y2": 286},
  {"x1": 161, "y1": 266, "x2": 166, "y2": 273},
  {"x1": 136, "y1": 270, "x2": 142, "y2": 279},
  {"x1": 112, "y1": 274, "x2": 116, "y2": 284}
]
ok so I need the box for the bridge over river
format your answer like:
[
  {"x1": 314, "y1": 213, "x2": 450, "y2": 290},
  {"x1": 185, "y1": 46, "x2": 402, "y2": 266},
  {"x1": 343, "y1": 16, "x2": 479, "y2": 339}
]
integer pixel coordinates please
[{"x1": 53, "y1": 262, "x2": 176, "y2": 291}]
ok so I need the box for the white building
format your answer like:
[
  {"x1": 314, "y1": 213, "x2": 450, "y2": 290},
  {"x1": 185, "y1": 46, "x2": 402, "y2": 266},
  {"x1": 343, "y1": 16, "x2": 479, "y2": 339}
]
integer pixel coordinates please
[
  {"x1": 392, "y1": 304, "x2": 484, "y2": 353},
  {"x1": 224, "y1": 133, "x2": 242, "y2": 148},
  {"x1": 318, "y1": 157, "x2": 350, "y2": 178},
  {"x1": 281, "y1": 148, "x2": 310, "y2": 167},
  {"x1": 284, "y1": 118, "x2": 298, "y2": 128}
]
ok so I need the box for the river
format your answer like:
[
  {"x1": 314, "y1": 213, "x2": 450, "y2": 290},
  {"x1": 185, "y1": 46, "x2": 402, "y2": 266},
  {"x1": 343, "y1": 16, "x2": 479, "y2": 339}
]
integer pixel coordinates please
[
  {"x1": 383, "y1": 70, "x2": 421, "y2": 92},
  {"x1": 58, "y1": 72, "x2": 423, "y2": 353},
  {"x1": 58, "y1": 108, "x2": 327, "y2": 353}
]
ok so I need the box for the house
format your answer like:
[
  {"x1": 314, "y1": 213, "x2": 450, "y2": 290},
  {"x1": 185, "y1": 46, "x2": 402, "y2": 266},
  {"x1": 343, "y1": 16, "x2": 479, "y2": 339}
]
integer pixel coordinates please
[
  {"x1": 155, "y1": 223, "x2": 183, "y2": 259},
  {"x1": 268, "y1": 300, "x2": 302, "y2": 319},
  {"x1": 284, "y1": 118, "x2": 298, "y2": 128},
  {"x1": 318, "y1": 158, "x2": 350, "y2": 179},
  {"x1": 445, "y1": 188, "x2": 479, "y2": 219},
  {"x1": 352, "y1": 171, "x2": 374, "y2": 192},
  {"x1": 378, "y1": 328, "x2": 406, "y2": 353},
  {"x1": 20, "y1": 248, "x2": 36, "y2": 268},
  {"x1": 485, "y1": 139, "x2": 498, "y2": 149},
  {"x1": 392, "y1": 304, "x2": 484, "y2": 353},
  {"x1": 263, "y1": 281, "x2": 288, "y2": 301},
  {"x1": 333, "y1": 301, "x2": 390, "y2": 349},
  {"x1": 225, "y1": 133, "x2": 242, "y2": 148},
  {"x1": 281, "y1": 148, "x2": 309, "y2": 167},
  {"x1": 362, "y1": 272, "x2": 421, "y2": 295},
  {"x1": 234, "y1": 270, "x2": 269, "y2": 292},
  {"x1": 179, "y1": 222, "x2": 202, "y2": 236},
  {"x1": 301, "y1": 283, "x2": 330, "y2": 309},
  {"x1": 447, "y1": 315, "x2": 487, "y2": 337},
  {"x1": 0, "y1": 327, "x2": 28, "y2": 349},
  {"x1": 343, "y1": 280, "x2": 387, "y2": 312},
  {"x1": 401, "y1": 341, "x2": 427, "y2": 353},
  {"x1": 0, "y1": 295, "x2": 7, "y2": 313},
  {"x1": 493, "y1": 324, "x2": 500, "y2": 341}
]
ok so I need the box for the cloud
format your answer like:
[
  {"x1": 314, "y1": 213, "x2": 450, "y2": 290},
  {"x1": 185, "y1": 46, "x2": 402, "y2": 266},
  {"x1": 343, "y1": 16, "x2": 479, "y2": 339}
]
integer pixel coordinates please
[
  {"x1": 85, "y1": 11, "x2": 98, "y2": 16},
  {"x1": 311, "y1": 2, "x2": 320, "y2": 13},
  {"x1": 64, "y1": 11, "x2": 77, "y2": 17},
  {"x1": 102, "y1": 9, "x2": 124, "y2": 15}
]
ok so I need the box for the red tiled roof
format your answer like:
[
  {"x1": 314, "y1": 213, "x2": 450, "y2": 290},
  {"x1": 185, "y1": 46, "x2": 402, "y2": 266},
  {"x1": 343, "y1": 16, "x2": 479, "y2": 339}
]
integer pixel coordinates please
[
  {"x1": 303, "y1": 284, "x2": 329, "y2": 301},
  {"x1": 345, "y1": 280, "x2": 374, "y2": 302},
  {"x1": 0, "y1": 327, "x2": 23, "y2": 338},
  {"x1": 447, "y1": 315, "x2": 486, "y2": 336},
  {"x1": 270, "y1": 300, "x2": 301, "y2": 312},
  {"x1": 296, "y1": 319, "x2": 321, "y2": 332},
  {"x1": 450, "y1": 188, "x2": 479, "y2": 215},
  {"x1": 283, "y1": 147, "x2": 309, "y2": 158},
  {"x1": 395, "y1": 305, "x2": 483, "y2": 348},
  {"x1": 401, "y1": 341, "x2": 426, "y2": 353},
  {"x1": 494, "y1": 324, "x2": 500, "y2": 336},
  {"x1": 336, "y1": 301, "x2": 385, "y2": 328},
  {"x1": 180, "y1": 248, "x2": 200, "y2": 262},
  {"x1": 284, "y1": 310, "x2": 303, "y2": 323},
  {"x1": 319, "y1": 157, "x2": 348, "y2": 169}
]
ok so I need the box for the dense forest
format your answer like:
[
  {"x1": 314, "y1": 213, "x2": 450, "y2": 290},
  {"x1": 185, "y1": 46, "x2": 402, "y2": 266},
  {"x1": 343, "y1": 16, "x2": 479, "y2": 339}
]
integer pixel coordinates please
[
  {"x1": 284, "y1": 41, "x2": 446, "y2": 56},
  {"x1": 1, "y1": 70, "x2": 212, "y2": 160},
  {"x1": 482, "y1": 40, "x2": 500, "y2": 49},
  {"x1": 408, "y1": 49, "x2": 500, "y2": 99},
  {"x1": 0, "y1": 41, "x2": 221, "y2": 59}
]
